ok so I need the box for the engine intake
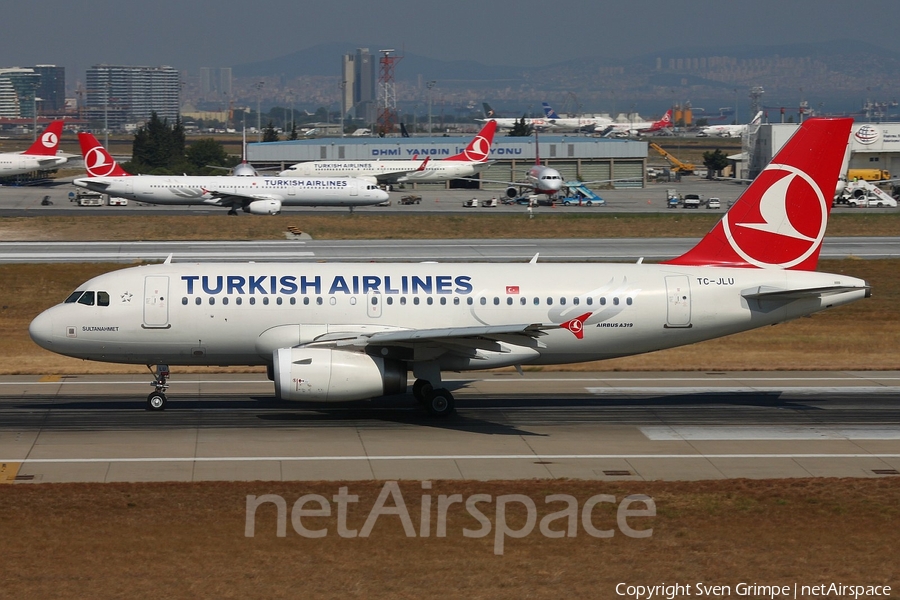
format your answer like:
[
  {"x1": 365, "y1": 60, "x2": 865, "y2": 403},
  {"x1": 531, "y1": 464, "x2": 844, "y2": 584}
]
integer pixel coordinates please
[
  {"x1": 273, "y1": 348, "x2": 407, "y2": 402},
  {"x1": 244, "y1": 199, "x2": 282, "y2": 215}
]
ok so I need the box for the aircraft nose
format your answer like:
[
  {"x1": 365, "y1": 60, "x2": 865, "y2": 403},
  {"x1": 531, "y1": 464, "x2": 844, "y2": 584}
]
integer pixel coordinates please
[{"x1": 29, "y1": 309, "x2": 55, "y2": 350}]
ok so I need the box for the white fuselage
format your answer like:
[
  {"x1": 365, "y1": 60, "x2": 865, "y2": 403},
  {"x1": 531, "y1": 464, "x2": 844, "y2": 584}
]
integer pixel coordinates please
[
  {"x1": 0, "y1": 152, "x2": 67, "y2": 177},
  {"x1": 72, "y1": 175, "x2": 388, "y2": 207},
  {"x1": 527, "y1": 164, "x2": 565, "y2": 194},
  {"x1": 699, "y1": 124, "x2": 747, "y2": 137},
  {"x1": 479, "y1": 118, "x2": 557, "y2": 131},
  {"x1": 279, "y1": 160, "x2": 490, "y2": 183},
  {"x1": 544, "y1": 116, "x2": 613, "y2": 131},
  {"x1": 29, "y1": 261, "x2": 866, "y2": 370}
]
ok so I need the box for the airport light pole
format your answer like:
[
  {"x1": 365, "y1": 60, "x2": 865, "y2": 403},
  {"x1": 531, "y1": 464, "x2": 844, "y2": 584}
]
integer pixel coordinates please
[
  {"x1": 426, "y1": 80, "x2": 436, "y2": 135},
  {"x1": 32, "y1": 96, "x2": 42, "y2": 141},
  {"x1": 255, "y1": 81, "x2": 264, "y2": 142},
  {"x1": 339, "y1": 80, "x2": 346, "y2": 138}
]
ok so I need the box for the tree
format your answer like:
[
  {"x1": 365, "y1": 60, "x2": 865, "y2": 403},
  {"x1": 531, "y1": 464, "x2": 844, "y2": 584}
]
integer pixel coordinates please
[
  {"x1": 289, "y1": 123, "x2": 298, "y2": 141},
  {"x1": 702, "y1": 149, "x2": 730, "y2": 179},
  {"x1": 185, "y1": 138, "x2": 230, "y2": 172},
  {"x1": 507, "y1": 115, "x2": 533, "y2": 137},
  {"x1": 129, "y1": 112, "x2": 187, "y2": 173},
  {"x1": 263, "y1": 121, "x2": 279, "y2": 142}
]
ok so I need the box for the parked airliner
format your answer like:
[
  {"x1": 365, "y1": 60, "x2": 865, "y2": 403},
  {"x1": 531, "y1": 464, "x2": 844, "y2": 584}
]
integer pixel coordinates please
[
  {"x1": 72, "y1": 133, "x2": 388, "y2": 214},
  {"x1": 0, "y1": 120, "x2": 67, "y2": 177},
  {"x1": 597, "y1": 110, "x2": 673, "y2": 137},
  {"x1": 541, "y1": 102, "x2": 613, "y2": 131},
  {"x1": 698, "y1": 111, "x2": 764, "y2": 137},
  {"x1": 279, "y1": 120, "x2": 497, "y2": 184},
  {"x1": 478, "y1": 103, "x2": 556, "y2": 131},
  {"x1": 31, "y1": 118, "x2": 867, "y2": 417}
]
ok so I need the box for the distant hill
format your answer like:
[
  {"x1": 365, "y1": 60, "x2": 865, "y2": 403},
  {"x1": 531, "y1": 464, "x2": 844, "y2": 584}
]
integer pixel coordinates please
[{"x1": 231, "y1": 40, "x2": 900, "y2": 116}]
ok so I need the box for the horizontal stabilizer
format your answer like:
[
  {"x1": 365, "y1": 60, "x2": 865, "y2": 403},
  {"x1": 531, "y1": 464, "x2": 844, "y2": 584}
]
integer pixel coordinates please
[{"x1": 742, "y1": 283, "x2": 870, "y2": 300}]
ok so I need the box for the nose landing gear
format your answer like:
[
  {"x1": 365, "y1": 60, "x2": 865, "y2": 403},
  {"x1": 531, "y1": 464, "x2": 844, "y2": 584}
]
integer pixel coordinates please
[{"x1": 147, "y1": 364, "x2": 170, "y2": 411}]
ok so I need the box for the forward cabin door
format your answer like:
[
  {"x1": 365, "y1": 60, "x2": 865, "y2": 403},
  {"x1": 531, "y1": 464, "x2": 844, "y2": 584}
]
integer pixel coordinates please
[
  {"x1": 664, "y1": 275, "x2": 692, "y2": 328},
  {"x1": 143, "y1": 276, "x2": 170, "y2": 328}
]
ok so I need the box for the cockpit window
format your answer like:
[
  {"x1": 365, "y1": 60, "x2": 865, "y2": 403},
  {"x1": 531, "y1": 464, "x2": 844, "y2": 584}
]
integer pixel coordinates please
[
  {"x1": 77, "y1": 291, "x2": 95, "y2": 306},
  {"x1": 98, "y1": 291, "x2": 110, "y2": 307},
  {"x1": 65, "y1": 291, "x2": 84, "y2": 303}
]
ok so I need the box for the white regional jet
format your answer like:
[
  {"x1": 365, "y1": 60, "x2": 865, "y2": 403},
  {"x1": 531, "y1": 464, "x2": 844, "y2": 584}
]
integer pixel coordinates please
[
  {"x1": 31, "y1": 118, "x2": 868, "y2": 417},
  {"x1": 73, "y1": 133, "x2": 388, "y2": 215},
  {"x1": 597, "y1": 110, "x2": 674, "y2": 137},
  {"x1": 541, "y1": 102, "x2": 613, "y2": 132},
  {"x1": 478, "y1": 103, "x2": 557, "y2": 131},
  {"x1": 0, "y1": 120, "x2": 68, "y2": 177},
  {"x1": 279, "y1": 120, "x2": 498, "y2": 184},
  {"x1": 699, "y1": 111, "x2": 764, "y2": 138}
]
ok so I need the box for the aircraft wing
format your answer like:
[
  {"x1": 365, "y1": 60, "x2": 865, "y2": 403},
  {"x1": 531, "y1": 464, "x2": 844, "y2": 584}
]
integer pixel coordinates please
[
  {"x1": 199, "y1": 188, "x2": 282, "y2": 207},
  {"x1": 305, "y1": 322, "x2": 552, "y2": 352}
]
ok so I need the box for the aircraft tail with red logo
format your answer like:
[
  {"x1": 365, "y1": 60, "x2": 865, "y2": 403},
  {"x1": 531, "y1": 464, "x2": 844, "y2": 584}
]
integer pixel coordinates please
[
  {"x1": 22, "y1": 120, "x2": 64, "y2": 156},
  {"x1": 648, "y1": 109, "x2": 673, "y2": 132},
  {"x1": 444, "y1": 120, "x2": 497, "y2": 163},
  {"x1": 78, "y1": 132, "x2": 131, "y2": 177},
  {"x1": 664, "y1": 117, "x2": 852, "y2": 271}
]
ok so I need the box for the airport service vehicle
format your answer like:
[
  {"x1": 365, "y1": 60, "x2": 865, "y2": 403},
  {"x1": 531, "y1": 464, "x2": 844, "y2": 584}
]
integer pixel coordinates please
[
  {"x1": 683, "y1": 193, "x2": 702, "y2": 209},
  {"x1": 707, "y1": 198, "x2": 721, "y2": 209},
  {"x1": 463, "y1": 198, "x2": 479, "y2": 208},
  {"x1": 482, "y1": 197, "x2": 498, "y2": 207},
  {"x1": 108, "y1": 196, "x2": 128, "y2": 206},
  {"x1": 30, "y1": 119, "x2": 869, "y2": 417},
  {"x1": 73, "y1": 133, "x2": 388, "y2": 215},
  {"x1": 846, "y1": 194, "x2": 897, "y2": 208},
  {"x1": 279, "y1": 121, "x2": 497, "y2": 184},
  {"x1": 72, "y1": 190, "x2": 103, "y2": 206},
  {"x1": 0, "y1": 121, "x2": 67, "y2": 177},
  {"x1": 399, "y1": 195, "x2": 422, "y2": 205},
  {"x1": 847, "y1": 169, "x2": 890, "y2": 182},
  {"x1": 666, "y1": 189, "x2": 681, "y2": 208}
]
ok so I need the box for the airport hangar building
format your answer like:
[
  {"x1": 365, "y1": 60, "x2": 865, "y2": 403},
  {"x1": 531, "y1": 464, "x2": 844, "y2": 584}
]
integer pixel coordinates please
[
  {"x1": 749, "y1": 122, "x2": 900, "y2": 179},
  {"x1": 247, "y1": 135, "x2": 649, "y2": 191}
]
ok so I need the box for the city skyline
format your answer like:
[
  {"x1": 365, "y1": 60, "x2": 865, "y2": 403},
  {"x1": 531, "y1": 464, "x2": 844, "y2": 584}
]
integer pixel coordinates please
[{"x1": 4, "y1": 0, "x2": 900, "y2": 79}]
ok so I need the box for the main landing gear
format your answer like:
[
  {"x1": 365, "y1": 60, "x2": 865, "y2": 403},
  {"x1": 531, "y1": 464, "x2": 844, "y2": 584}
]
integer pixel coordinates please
[
  {"x1": 147, "y1": 364, "x2": 170, "y2": 411},
  {"x1": 412, "y1": 378, "x2": 455, "y2": 418}
]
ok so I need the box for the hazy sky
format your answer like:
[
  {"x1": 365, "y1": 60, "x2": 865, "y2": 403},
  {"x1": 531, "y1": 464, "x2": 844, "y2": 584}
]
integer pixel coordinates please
[{"x1": 5, "y1": 0, "x2": 900, "y2": 77}]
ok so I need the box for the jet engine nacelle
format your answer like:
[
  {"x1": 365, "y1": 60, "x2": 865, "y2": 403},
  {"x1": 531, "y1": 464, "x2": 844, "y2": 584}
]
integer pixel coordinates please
[
  {"x1": 273, "y1": 348, "x2": 407, "y2": 402},
  {"x1": 505, "y1": 187, "x2": 519, "y2": 198},
  {"x1": 244, "y1": 199, "x2": 282, "y2": 215}
]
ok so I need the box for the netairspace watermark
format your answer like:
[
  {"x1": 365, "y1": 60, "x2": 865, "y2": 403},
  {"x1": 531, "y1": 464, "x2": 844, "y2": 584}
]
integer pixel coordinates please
[
  {"x1": 244, "y1": 481, "x2": 655, "y2": 555},
  {"x1": 615, "y1": 582, "x2": 892, "y2": 600}
]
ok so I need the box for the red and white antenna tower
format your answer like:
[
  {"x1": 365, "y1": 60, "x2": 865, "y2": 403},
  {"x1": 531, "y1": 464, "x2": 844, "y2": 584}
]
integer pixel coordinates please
[{"x1": 376, "y1": 49, "x2": 402, "y2": 135}]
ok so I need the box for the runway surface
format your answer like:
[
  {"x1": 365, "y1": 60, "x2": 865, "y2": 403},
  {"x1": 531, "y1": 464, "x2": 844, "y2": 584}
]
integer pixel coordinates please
[
  {"x1": 1, "y1": 236, "x2": 898, "y2": 263},
  {"x1": 1, "y1": 371, "x2": 898, "y2": 483}
]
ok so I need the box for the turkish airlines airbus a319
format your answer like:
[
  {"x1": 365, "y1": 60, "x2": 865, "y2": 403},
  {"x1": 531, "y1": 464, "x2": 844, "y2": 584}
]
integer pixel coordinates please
[
  {"x1": 73, "y1": 133, "x2": 388, "y2": 215},
  {"x1": 31, "y1": 118, "x2": 868, "y2": 416}
]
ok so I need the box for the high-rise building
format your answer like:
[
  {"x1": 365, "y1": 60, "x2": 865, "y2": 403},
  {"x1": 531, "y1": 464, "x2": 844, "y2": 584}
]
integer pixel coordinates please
[
  {"x1": 343, "y1": 48, "x2": 376, "y2": 123},
  {"x1": 85, "y1": 65, "x2": 180, "y2": 129},
  {"x1": 199, "y1": 67, "x2": 232, "y2": 100},
  {"x1": 0, "y1": 68, "x2": 41, "y2": 118},
  {"x1": 33, "y1": 65, "x2": 65, "y2": 115}
]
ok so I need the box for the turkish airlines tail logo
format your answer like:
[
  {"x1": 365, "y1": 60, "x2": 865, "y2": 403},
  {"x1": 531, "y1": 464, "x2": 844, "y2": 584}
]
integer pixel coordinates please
[
  {"x1": 664, "y1": 118, "x2": 853, "y2": 271},
  {"x1": 78, "y1": 132, "x2": 131, "y2": 177},
  {"x1": 23, "y1": 120, "x2": 64, "y2": 156},
  {"x1": 445, "y1": 120, "x2": 497, "y2": 163}
]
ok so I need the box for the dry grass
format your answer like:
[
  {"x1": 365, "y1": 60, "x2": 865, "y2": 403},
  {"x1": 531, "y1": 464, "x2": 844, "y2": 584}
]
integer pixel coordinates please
[
  {"x1": 2, "y1": 212, "x2": 900, "y2": 242},
  {"x1": 0, "y1": 478, "x2": 896, "y2": 599},
  {"x1": 1, "y1": 259, "x2": 895, "y2": 375}
]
